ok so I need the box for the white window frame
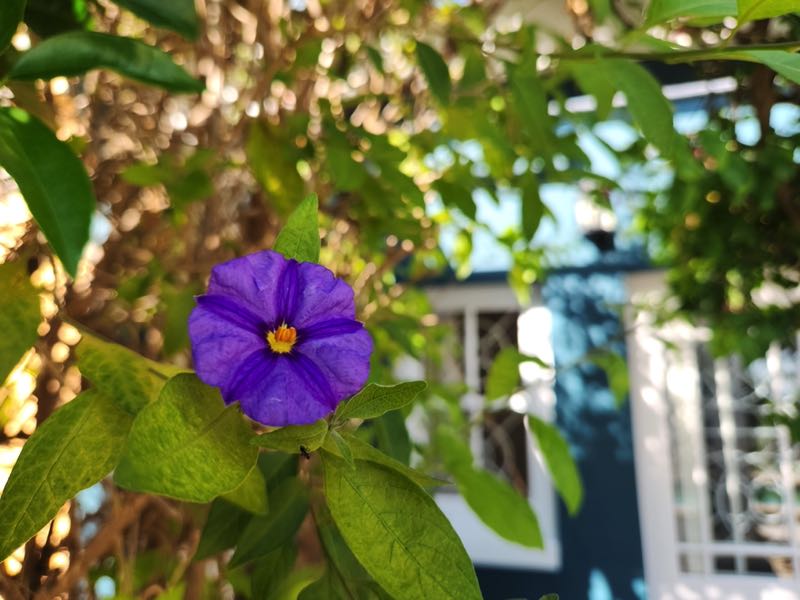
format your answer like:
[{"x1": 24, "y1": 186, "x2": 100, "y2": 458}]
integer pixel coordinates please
[
  {"x1": 421, "y1": 282, "x2": 561, "y2": 570},
  {"x1": 625, "y1": 271, "x2": 800, "y2": 600}
]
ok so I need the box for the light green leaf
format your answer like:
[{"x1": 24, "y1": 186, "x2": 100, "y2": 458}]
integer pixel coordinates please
[
  {"x1": 587, "y1": 349, "x2": 629, "y2": 407},
  {"x1": 738, "y1": 0, "x2": 797, "y2": 19},
  {"x1": 569, "y1": 61, "x2": 616, "y2": 120},
  {"x1": 114, "y1": 374, "x2": 257, "y2": 502},
  {"x1": 0, "y1": 390, "x2": 132, "y2": 561},
  {"x1": 325, "y1": 126, "x2": 366, "y2": 191},
  {"x1": 0, "y1": 107, "x2": 94, "y2": 277},
  {"x1": 229, "y1": 478, "x2": 309, "y2": 568},
  {"x1": 252, "y1": 420, "x2": 329, "y2": 454},
  {"x1": 76, "y1": 332, "x2": 180, "y2": 415},
  {"x1": 326, "y1": 429, "x2": 354, "y2": 467},
  {"x1": 609, "y1": 60, "x2": 677, "y2": 158},
  {"x1": 646, "y1": 0, "x2": 736, "y2": 24},
  {"x1": 9, "y1": 31, "x2": 203, "y2": 93},
  {"x1": 112, "y1": 0, "x2": 198, "y2": 39},
  {"x1": 336, "y1": 381, "x2": 426, "y2": 421},
  {"x1": 0, "y1": 0, "x2": 26, "y2": 53},
  {"x1": 528, "y1": 416, "x2": 583, "y2": 515},
  {"x1": 508, "y1": 64, "x2": 555, "y2": 158},
  {"x1": 341, "y1": 432, "x2": 447, "y2": 489},
  {"x1": 222, "y1": 465, "x2": 268, "y2": 515},
  {"x1": 0, "y1": 260, "x2": 39, "y2": 384},
  {"x1": 736, "y1": 50, "x2": 800, "y2": 85},
  {"x1": 415, "y1": 42, "x2": 451, "y2": 104},
  {"x1": 274, "y1": 193, "x2": 320, "y2": 263},
  {"x1": 322, "y1": 452, "x2": 482, "y2": 600},
  {"x1": 485, "y1": 347, "x2": 552, "y2": 402},
  {"x1": 195, "y1": 499, "x2": 252, "y2": 561},
  {"x1": 436, "y1": 428, "x2": 543, "y2": 548},
  {"x1": 268, "y1": 566, "x2": 324, "y2": 600}
]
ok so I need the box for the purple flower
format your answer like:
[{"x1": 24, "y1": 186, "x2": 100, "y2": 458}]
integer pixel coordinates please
[{"x1": 188, "y1": 250, "x2": 372, "y2": 426}]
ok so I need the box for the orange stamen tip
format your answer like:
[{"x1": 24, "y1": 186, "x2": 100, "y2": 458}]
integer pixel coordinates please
[{"x1": 267, "y1": 324, "x2": 297, "y2": 354}]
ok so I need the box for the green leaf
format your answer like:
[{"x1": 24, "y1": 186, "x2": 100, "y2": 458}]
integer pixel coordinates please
[
  {"x1": 267, "y1": 566, "x2": 323, "y2": 600},
  {"x1": 23, "y1": 0, "x2": 90, "y2": 39},
  {"x1": 9, "y1": 31, "x2": 203, "y2": 93},
  {"x1": 111, "y1": 0, "x2": 198, "y2": 39},
  {"x1": 322, "y1": 452, "x2": 482, "y2": 600},
  {"x1": 737, "y1": 0, "x2": 798, "y2": 20},
  {"x1": 373, "y1": 409, "x2": 411, "y2": 465},
  {"x1": 508, "y1": 64, "x2": 555, "y2": 158},
  {"x1": 273, "y1": 193, "x2": 320, "y2": 263},
  {"x1": 249, "y1": 544, "x2": 298, "y2": 599},
  {"x1": 0, "y1": 0, "x2": 26, "y2": 53},
  {"x1": 736, "y1": 50, "x2": 800, "y2": 85},
  {"x1": 195, "y1": 499, "x2": 253, "y2": 561},
  {"x1": 252, "y1": 420, "x2": 329, "y2": 454},
  {"x1": 539, "y1": 595, "x2": 559, "y2": 600},
  {"x1": 327, "y1": 432, "x2": 446, "y2": 489},
  {"x1": 222, "y1": 465, "x2": 268, "y2": 515},
  {"x1": 114, "y1": 373, "x2": 258, "y2": 502},
  {"x1": 0, "y1": 107, "x2": 94, "y2": 276},
  {"x1": 528, "y1": 416, "x2": 583, "y2": 515},
  {"x1": 326, "y1": 429, "x2": 354, "y2": 467},
  {"x1": 436, "y1": 428, "x2": 543, "y2": 548},
  {"x1": 520, "y1": 173, "x2": 543, "y2": 241},
  {"x1": 325, "y1": 126, "x2": 366, "y2": 191},
  {"x1": 0, "y1": 390, "x2": 132, "y2": 561},
  {"x1": 0, "y1": 260, "x2": 39, "y2": 384},
  {"x1": 435, "y1": 180, "x2": 475, "y2": 220},
  {"x1": 336, "y1": 381, "x2": 426, "y2": 422},
  {"x1": 415, "y1": 42, "x2": 451, "y2": 104},
  {"x1": 645, "y1": 0, "x2": 736, "y2": 24},
  {"x1": 76, "y1": 333, "x2": 179, "y2": 415},
  {"x1": 229, "y1": 478, "x2": 309, "y2": 568},
  {"x1": 486, "y1": 347, "x2": 524, "y2": 401},
  {"x1": 160, "y1": 284, "x2": 196, "y2": 355},
  {"x1": 569, "y1": 62, "x2": 616, "y2": 120},
  {"x1": 609, "y1": 60, "x2": 677, "y2": 158},
  {"x1": 586, "y1": 349, "x2": 629, "y2": 407}
]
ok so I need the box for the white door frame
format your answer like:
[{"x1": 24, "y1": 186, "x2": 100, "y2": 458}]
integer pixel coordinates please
[{"x1": 624, "y1": 271, "x2": 800, "y2": 600}]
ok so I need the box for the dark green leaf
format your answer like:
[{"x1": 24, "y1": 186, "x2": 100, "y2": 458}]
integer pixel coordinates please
[
  {"x1": 436, "y1": 428, "x2": 543, "y2": 548},
  {"x1": 264, "y1": 566, "x2": 322, "y2": 600},
  {"x1": 9, "y1": 31, "x2": 204, "y2": 93},
  {"x1": 737, "y1": 0, "x2": 797, "y2": 20},
  {"x1": 434, "y1": 180, "x2": 475, "y2": 220},
  {"x1": 229, "y1": 478, "x2": 309, "y2": 568},
  {"x1": 325, "y1": 127, "x2": 366, "y2": 191},
  {"x1": 222, "y1": 465, "x2": 268, "y2": 515},
  {"x1": 160, "y1": 284, "x2": 196, "y2": 355},
  {"x1": 252, "y1": 419, "x2": 329, "y2": 454},
  {"x1": 112, "y1": 0, "x2": 198, "y2": 39},
  {"x1": 373, "y1": 409, "x2": 411, "y2": 465},
  {"x1": 23, "y1": 0, "x2": 90, "y2": 39},
  {"x1": 250, "y1": 544, "x2": 298, "y2": 599},
  {"x1": 539, "y1": 595, "x2": 559, "y2": 600},
  {"x1": 415, "y1": 42, "x2": 451, "y2": 104},
  {"x1": 0, "y1": 260, "x2": 39, "y2": 384},
  {"x1": 646, "y1": 0, "x2": 736, "y2": 24},
  {"x1": 76, "y1": 333, "x2": 179, "y2": 415},
  {"x1": 0, "y1": 107, "x2": 94, "y2": 276},
  {"x1": 336, "y1": 381, "x2": 426, "y2": 421},
  {"x1": 0, "y1": 0, "x2": 26, "y2": 53},
  {"x1": 586, "y1": 349, "x2": 629, "y2": 407},
  {"x1": 322, "y1": 453, "x2": 482, "y2": 600},
  {"x1": 528, "y1": 416, "x2": 583, "y2": 515},
  {"x1": 569, "y1": 61, "x2": 616, "y2": 120},
  {"x1": 273, "y1": 193, "x2": 320, "y2": 263},
  {"x1": 195, "y1": 499, "x2": 253, "y2": 561},
  {"x1": 115, "y1": 373, "x2": 258, "y2": 502},
  {"x1": 0, "y1": 390, "x2": 132, "y2": 561}
]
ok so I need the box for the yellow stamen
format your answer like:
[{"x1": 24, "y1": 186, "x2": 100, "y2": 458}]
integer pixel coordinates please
[{"x1": 267, "y1": 324, "x2": 297, "y2": 354}]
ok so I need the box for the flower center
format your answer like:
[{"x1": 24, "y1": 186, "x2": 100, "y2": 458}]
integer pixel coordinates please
[{"x1": 266, "y1": 324, "x2": 297, "y2": 354}]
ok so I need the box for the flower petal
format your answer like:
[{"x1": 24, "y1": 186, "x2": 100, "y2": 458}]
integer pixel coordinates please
[
  {"x1": 206, "y1": 251, "x2": 284, "y2": 324},
  {"x1": 298, "y1": 317, "x2": 364, "y2": 341},
  {"x1": 235, "y1": 356, "x2": 335, "y2": 426},
  {"x1": 296, "y1": 327, "x2": 373, "y2": 403},
  {"x1": 288, "y1": 261, "x2": 358, "y2": 327},
  {"x1": 196, "y1": 294, "x2": 266, "y2": 337},
  {"x1": 189, "y1": 305, "x2": 264, "y2": 389}
]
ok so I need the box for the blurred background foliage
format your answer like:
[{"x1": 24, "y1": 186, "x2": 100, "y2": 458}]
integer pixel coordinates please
[{"x1": 0, "y1": 0, "x2": 798, "y2": 597}]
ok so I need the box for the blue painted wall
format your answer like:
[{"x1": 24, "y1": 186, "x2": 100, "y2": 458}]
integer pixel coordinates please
[{"x1": 475, "y1": 267, "x2": 646, "y2": 600}]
